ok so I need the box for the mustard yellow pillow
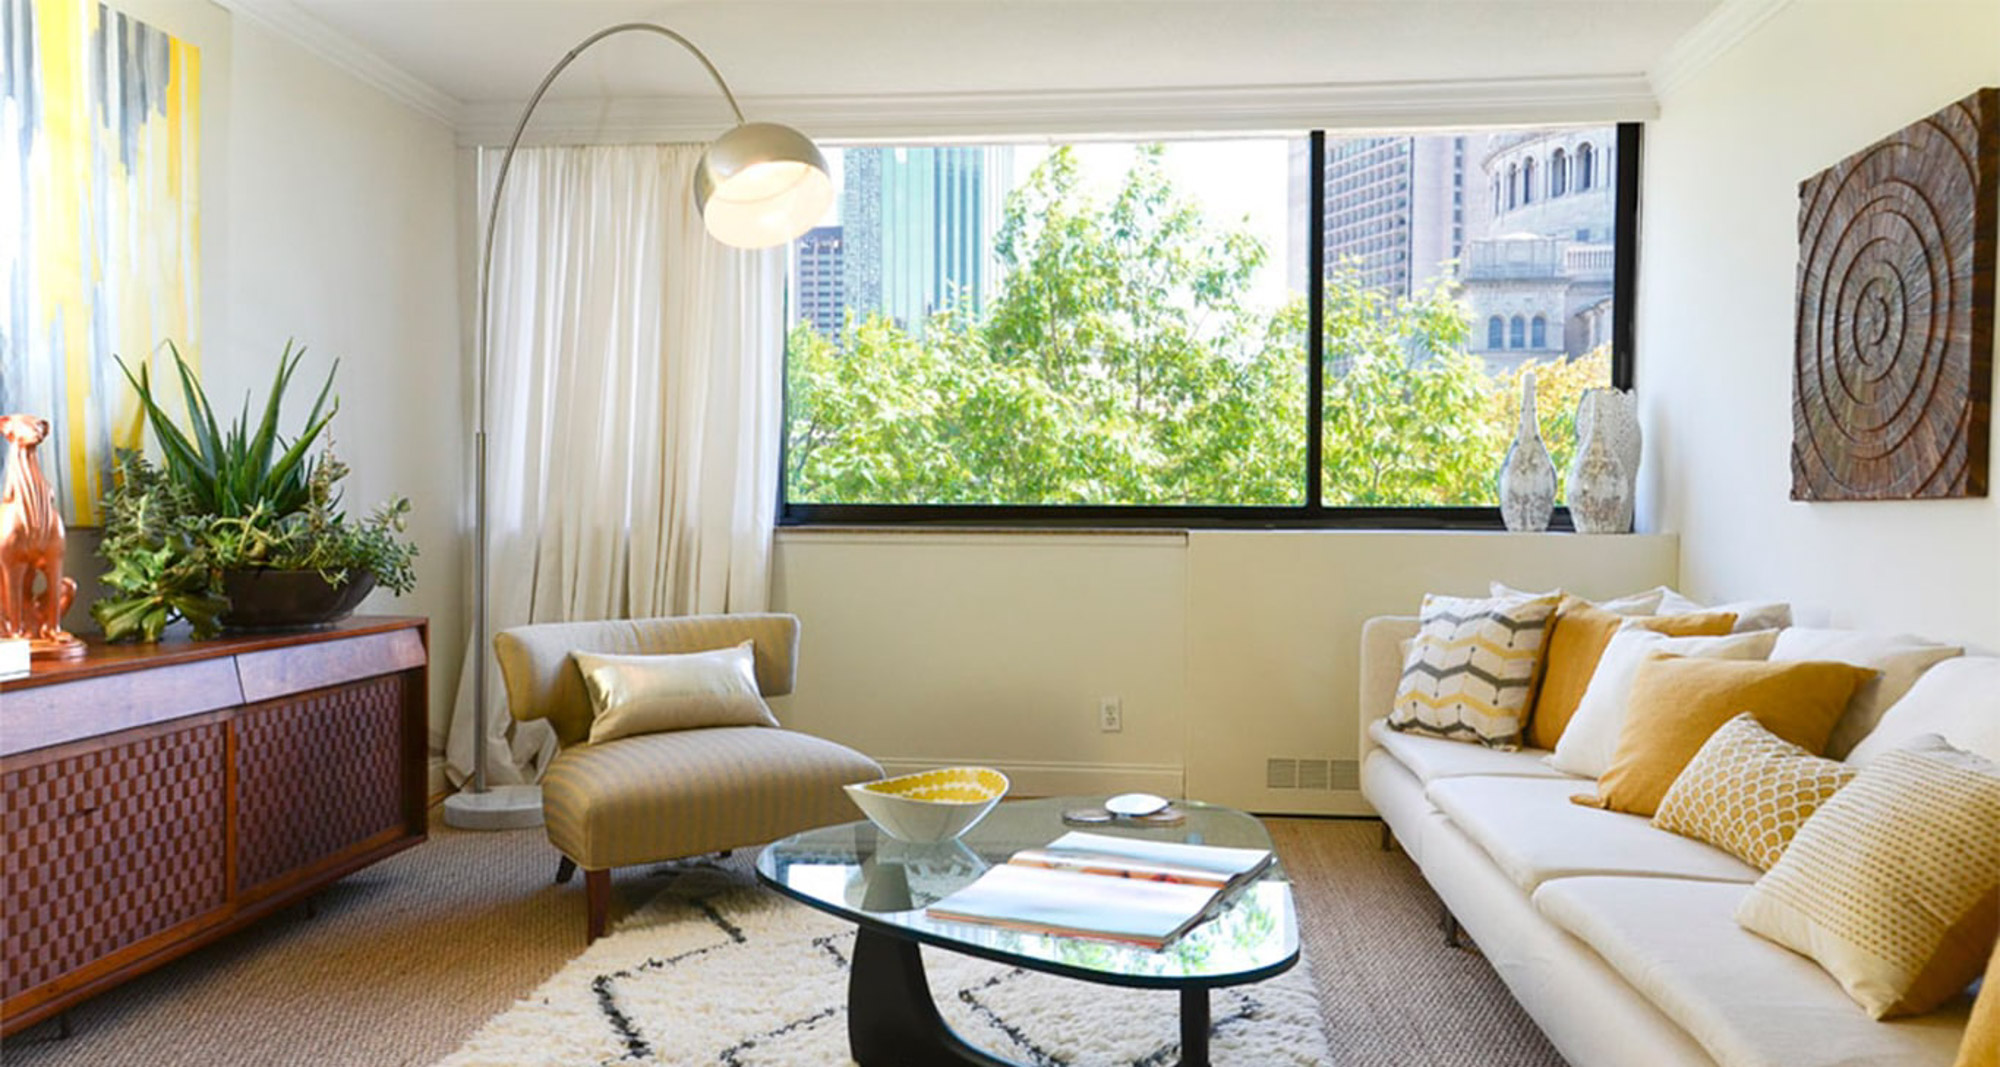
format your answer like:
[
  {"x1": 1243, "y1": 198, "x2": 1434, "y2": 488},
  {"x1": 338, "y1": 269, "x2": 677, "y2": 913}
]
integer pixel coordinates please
[
  {"x1": 1652, "y1": 713, "x2": 1855, "y2": 870},
  {"x1": 1960, "y1": 938, "x2": 1999, "y2": 1067},
  {"x1": 1527, "y1": 604, "x2": 1738, "y2": 750},
  {"x1": 1736, "y1": 735, "x2": 2000, "y2": 1019},
  {"x1": 1582, "y1": 655, "x2": 1874, "y2": 817}
]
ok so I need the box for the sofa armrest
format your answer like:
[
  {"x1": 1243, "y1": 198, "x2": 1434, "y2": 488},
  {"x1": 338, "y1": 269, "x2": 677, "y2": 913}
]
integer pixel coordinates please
[
  {"x1": 1358, "y1": 615, "x2": 1420, "y2": 763},
  {"x1": 494, "y1": 613, "x2": 802, "y2": 749}
]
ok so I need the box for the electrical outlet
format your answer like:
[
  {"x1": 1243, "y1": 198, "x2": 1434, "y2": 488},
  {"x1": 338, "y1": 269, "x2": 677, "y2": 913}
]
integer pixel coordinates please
[{"x1": 1099, "y1": 697, "x2": 1123, "y2": 732}]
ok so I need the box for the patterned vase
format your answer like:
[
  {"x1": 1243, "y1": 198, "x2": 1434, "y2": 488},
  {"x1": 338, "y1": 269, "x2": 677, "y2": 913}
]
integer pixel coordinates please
[
  {"x1": 1573, "y1": 386, "x2": 1641, "y2": 525},
  {"x1": 1498, "y1": 371, "x2": 1556, "y2": 532},
  {"x1": 1568, "y1": 393, "x2": 1631, "y2": 534}
]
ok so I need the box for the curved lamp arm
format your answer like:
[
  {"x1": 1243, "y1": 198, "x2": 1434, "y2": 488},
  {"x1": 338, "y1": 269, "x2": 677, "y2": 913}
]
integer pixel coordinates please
[{"x1": 461, "y1": 24, "x2": 823, "y2": 803}]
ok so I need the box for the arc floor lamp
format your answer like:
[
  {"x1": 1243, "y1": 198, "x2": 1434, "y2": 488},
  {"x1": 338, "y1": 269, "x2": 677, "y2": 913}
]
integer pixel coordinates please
[{"x1": 443, "y1": 23, "x2": 832, "y2": 830}]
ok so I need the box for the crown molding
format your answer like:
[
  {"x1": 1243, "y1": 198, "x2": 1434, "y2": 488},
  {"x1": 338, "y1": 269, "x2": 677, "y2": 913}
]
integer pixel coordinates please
[
  {"x1": 210, "y1": 0, "x2": 462, "y2": 126},
  {"x1": 1648, "y1": 0, "x2": 1795, "y2": 101},
  {"x1": 455, "y1": 74, "x2": 1659, "y2": 147}
]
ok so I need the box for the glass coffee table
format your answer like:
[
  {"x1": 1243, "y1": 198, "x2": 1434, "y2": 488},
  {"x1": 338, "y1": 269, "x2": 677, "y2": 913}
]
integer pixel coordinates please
[{"x1": 755, "y1": 796, "x2": 1298, "y2": 1067}]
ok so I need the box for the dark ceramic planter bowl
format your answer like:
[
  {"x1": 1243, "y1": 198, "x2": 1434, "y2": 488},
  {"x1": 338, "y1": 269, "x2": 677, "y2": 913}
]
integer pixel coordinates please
[{"x1": 220, "y1": 568, "x2": 376, "y2": 631}]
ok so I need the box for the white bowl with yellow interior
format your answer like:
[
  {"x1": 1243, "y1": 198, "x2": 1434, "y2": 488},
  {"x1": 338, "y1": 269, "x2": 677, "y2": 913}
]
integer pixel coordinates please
[{"x1": 844, "y1": 766, "x2": 1010, "y2": 843}]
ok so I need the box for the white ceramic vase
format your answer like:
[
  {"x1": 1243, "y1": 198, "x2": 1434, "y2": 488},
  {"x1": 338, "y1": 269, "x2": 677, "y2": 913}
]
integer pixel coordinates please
[
  {"x1": 1573, "y1": 386, "x2": 1640, "y2": 522},
  {"x1": 1498, "y1": 371, "x2": 1556, "y2": 532},
  {"x1": 1568, "y1": 391, "x2": 1633, "y2": 534}
]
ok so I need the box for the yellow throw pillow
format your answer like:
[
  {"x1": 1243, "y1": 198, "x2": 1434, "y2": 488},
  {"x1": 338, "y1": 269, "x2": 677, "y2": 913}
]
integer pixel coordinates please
[
  {"x1": 1582, "y1": 655, "x2": 1873, "y2": 817},
  {"x1": 1652, "y1": 713, "x2": 1855, "y2": 870},
  {"x1": 574, "y1": 641, "x2": 779, "y2": 744},
  {"x1": 1388, "y1": 591, "x2": 1561, "y2": 749},
  {"x1": 1526, "y1": 604, "x2": 1738, "y2": 751},
  {"x1": 1736, "y1": 735, "x2": 2000, "y2": 1019},
  {"x1": 1958, "y1": 938, "x2": 1999, "y2": 1067}
]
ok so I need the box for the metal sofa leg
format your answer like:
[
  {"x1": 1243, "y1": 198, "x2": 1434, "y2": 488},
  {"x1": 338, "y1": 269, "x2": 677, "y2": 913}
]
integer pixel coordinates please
[
  {"x1": 585, "y1": 868, "x2": 611, "y2": 943},
  {"x1": 555, "y1": 856, "x2": 577, "y2": 884},
  {"x1": 1442, "y1": 907, "x2": 1466, "y2": 950},
  {"x1": 1379, "y1": 822, "x2": 1394, "y2": 852}
]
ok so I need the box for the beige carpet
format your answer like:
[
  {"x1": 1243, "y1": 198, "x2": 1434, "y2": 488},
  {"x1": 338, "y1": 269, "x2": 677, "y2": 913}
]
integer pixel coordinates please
[{"x1": 1, "y1": 810, "x2": 1561, "y2": 1066}]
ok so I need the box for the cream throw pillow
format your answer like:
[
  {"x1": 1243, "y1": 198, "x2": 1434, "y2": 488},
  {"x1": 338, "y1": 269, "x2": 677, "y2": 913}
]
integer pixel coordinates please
[
  {"x1": 1736, "y1": 735, "x2": 2000, "y2": 1019},
  {"x1": 1388, "y1": 591, "x2": 1561, "y2": 749},
  {"x1": 1653, "y1": 713, "x2": 1855, "y2": 870},
  {"x1": 1845, "y1": 655, "x2": 2000, "y2": 767},
  {"x1": 574, "y1": 641, "x2": 779, "y2": 744},
  {"x1": 1548, "y1": 627, "x2": 1780, "y2": 778},
  {"x1": 1489, "y1": 582, "x2": 1665, "y2": 616},
  {"x1": 1769, "y1": 628, "x2": 1962, "y2": 759},
  {"x1": 1655, "y1": 588, "x2": 1794, "y2": 632}
]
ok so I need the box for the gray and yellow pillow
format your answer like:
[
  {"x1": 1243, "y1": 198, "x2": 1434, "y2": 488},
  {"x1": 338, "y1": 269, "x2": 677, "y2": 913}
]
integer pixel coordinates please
[
  {"x1": 573, "y1": 641, "x2": 779, "y2": 744},
  {"x1": 1388, "y1": 591, "x2": 1561, "y2": 749}
]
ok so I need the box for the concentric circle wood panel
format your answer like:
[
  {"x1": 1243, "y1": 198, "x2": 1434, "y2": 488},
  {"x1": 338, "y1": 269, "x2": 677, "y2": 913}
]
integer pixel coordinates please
[{"x1": 1792, "y1": 87, "x2": 1996, "y2": 501}]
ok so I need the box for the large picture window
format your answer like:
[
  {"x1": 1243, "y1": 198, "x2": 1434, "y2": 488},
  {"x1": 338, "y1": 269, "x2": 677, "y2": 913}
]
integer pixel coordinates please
[{"x1": 782, "y1": 124, "x2": 1638, "y2": 526}]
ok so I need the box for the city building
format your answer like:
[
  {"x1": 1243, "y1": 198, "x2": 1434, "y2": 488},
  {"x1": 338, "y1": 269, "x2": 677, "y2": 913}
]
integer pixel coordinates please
[
  {"x1": 1458, "y1": 129, "x2": 1618, "y2": 371},
  {"x1": 838, "y1": 145, "x2": 1014, "y2": 334},
  {"x1": 792, "y1": 225, "x2": 846, "y2": 343}
]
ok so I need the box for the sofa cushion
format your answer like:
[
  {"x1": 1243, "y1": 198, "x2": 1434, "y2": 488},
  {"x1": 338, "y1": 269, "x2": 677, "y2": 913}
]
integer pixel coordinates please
[
  {"x1": 1848, "y1": 655, "x2": 2000, "y2": 766},
  {"x1": 1534, "y1": 877, "x2": 1972, "y2": 1067},
  {"x1": 1425, "y1": 776, "x2": 1759, "y2": 892},
  {"x1": 1769, "y1": 628, "x2": 1963, "y2": 759},
  {"x1": 1367, "y1": 719, "x2": 1569, "y2": 784},
  {"x1": 1527, "y1": 600, "x2": 1737, "y2": 751}
]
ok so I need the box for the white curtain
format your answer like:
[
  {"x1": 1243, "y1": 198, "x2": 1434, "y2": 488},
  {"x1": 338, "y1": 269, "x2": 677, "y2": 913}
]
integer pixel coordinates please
[{"x1": 447, "y1": 144, "x2": 787, "y2": 787}]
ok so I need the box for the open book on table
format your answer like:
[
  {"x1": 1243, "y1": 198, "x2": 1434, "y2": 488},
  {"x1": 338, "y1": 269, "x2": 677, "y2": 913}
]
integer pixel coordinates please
[{"x1": 923, "y1": 831, "x2": 1274, "y2": 949}]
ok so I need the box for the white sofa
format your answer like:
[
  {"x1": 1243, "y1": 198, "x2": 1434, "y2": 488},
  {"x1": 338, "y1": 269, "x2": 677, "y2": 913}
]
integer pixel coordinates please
[{"x1": 1357, "y1": 615, "x2": 1996, "y2": 1067}]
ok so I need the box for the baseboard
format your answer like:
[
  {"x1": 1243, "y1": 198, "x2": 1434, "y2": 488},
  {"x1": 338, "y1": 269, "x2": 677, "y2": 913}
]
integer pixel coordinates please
[
  {"x1": 427, "y1": 755, "x2": 450, "y2": 804},
  {"x1": 873, "y1": 758, "x2": 1183, "y2": 798}
]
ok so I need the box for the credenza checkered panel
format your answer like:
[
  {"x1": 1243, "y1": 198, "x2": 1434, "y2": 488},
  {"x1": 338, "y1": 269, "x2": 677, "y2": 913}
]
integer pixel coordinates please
[
  {"x1": 2, "y1": 723, "x2": 228, "y2": 999},
  {"x1": 235, "y1": 676, "x2": 406, "y2": 892}
]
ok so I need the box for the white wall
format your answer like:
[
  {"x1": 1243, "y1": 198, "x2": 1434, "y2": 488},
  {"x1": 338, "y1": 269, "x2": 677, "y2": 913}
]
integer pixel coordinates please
[
  {"x1": 773, "y1": 529, "x2": 1676, "y2": 814},
  {"x1": 1640, "y1": 0, "x2": 2000, "y2": 650},
  {"x1": 202, "y1": 14, "x2": 465, "y2": 759}
]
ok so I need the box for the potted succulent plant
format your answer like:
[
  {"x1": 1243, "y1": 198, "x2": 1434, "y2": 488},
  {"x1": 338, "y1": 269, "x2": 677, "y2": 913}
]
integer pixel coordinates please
[{"x1": 91, "y1": 341, "x2": 417, "y2": 642}]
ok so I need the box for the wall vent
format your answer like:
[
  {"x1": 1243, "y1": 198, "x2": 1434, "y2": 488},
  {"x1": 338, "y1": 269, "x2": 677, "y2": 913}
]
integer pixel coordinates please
[{"x1": 1266, "y1": 757, "x2": 1359, "y2": 791}]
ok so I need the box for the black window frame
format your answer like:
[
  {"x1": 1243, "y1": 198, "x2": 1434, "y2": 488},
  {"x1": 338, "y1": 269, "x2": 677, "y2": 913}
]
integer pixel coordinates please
[{"x1": 778, "y1": 122, "x2": 1641, "y2": 531}]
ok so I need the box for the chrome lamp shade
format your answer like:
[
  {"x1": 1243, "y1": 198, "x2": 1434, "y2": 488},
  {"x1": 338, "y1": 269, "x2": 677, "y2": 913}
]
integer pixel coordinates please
[{"x1": 696, "y1": 122, "x2": 835, "y2": 249}]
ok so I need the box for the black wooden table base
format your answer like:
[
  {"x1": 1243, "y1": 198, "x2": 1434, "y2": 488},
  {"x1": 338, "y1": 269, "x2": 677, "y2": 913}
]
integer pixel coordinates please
[{"x1": 846, "y1": 927, "x2": 1213, "y2": 1067}]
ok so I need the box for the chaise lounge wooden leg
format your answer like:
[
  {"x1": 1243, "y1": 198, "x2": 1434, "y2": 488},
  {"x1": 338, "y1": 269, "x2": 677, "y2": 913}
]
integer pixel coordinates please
[
  {"x1": 585, "y1": 868, "x2": 610, "y2": 943},
  {"x1": 555, "y1": 856, "x2": 577, "y2": 885},
  {"x1": 1379, "y1": 822, "x2": 1394, "y2": 852}
]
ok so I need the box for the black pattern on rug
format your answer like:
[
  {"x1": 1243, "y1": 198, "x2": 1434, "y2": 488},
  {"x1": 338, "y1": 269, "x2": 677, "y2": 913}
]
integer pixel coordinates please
[{"x1": 592, "y1": 895, "x2": 751, "y2": 1063}]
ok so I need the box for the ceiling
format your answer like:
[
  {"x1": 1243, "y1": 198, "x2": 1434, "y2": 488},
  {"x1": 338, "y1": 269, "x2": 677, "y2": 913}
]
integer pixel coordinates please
[{"x1": 277, "y1": 0, "x2": 1726, "y2": 114}]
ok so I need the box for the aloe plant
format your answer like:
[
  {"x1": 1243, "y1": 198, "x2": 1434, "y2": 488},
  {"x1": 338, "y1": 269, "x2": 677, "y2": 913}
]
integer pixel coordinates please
[
  {"x1": 114, "y1": 339, "x2": 338, "y2": 518},
  {"x1": 94, "y1": 340, "x2": 417, "y2": 642}
]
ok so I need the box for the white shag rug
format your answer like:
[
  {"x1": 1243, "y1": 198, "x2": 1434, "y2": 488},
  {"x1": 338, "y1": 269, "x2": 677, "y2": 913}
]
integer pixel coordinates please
[{"x1": 436, "y1": 866, "x2": 1330, "y2": 1067}]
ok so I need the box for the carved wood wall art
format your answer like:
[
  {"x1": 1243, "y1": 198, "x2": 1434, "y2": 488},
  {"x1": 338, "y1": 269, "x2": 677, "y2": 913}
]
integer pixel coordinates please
[{"x1": 1792, "y1": 87, "x2": 1997, "y2": 501}]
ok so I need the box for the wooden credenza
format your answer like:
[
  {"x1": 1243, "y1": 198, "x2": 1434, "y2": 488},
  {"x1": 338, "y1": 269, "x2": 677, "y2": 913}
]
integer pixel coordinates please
[{"x1": 0, "y1": 616, "x2": 429, "y2": 1035}]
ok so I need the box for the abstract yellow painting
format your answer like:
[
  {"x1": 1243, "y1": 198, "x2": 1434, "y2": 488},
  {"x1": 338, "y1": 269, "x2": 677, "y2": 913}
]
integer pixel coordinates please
[{"x1": 2, "y1": 0, "x2": 201, "y2": 524}]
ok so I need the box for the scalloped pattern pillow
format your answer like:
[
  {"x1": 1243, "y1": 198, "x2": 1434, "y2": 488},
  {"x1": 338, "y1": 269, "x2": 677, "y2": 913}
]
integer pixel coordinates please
[
  {"x1": 1653, "y1": 713, "x2": 1855, "y2": 870},
  {"x1": 1388, "y1": 592, "x2": 1560, "y2": 749}
]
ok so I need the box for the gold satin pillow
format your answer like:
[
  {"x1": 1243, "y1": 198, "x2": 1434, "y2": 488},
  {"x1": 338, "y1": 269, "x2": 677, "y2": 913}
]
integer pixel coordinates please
[
  {"x1": 1525, "y1": 603, "x2": 1737, "y2": 751},
  {"x1": 574, "y1": 641, "x2": 779, "y2": 744},
  {"x1": 1580, "y1": 655, "x2": 1873, "y2": 817}
]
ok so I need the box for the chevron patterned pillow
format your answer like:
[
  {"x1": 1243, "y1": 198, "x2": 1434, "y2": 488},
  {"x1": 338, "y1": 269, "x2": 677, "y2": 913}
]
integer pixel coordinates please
[{"x1": 1388, "y1": 591, "x2": 1562, "y2": 749}]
